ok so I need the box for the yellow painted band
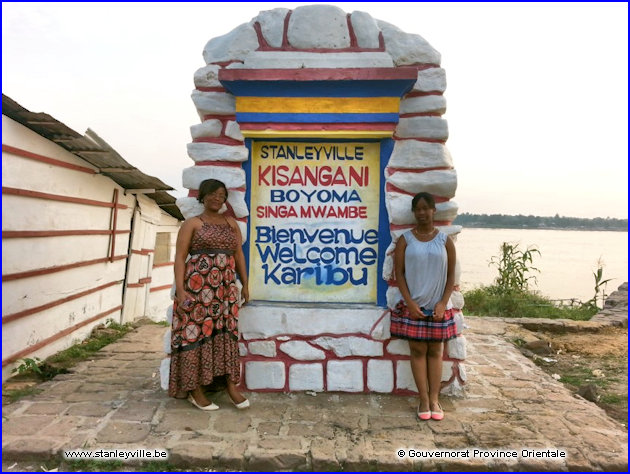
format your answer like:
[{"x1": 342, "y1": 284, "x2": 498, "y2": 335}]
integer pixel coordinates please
[
  {"x1": 241, "y1": 130, "x2": 394, "y2": 139},
  {"x1": 236, "y1": 97, "x2": 400, "y2": 114}
]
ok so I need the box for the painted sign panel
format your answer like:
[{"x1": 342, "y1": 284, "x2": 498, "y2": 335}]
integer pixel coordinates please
[{"x1": 249, "y1": 141, "x2": 380, "y2": 303}]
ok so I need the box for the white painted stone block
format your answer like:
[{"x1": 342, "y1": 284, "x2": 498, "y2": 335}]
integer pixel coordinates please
[
  {"x1": 191, "y1": 90, "x2": 236, "y2": 117},
  {"x1": 367, "y1": 360, "x2": 394, "y2": 393},
  {"x1": 313, "y1": 336, "x2": 383, "y2": 357},
  {"x1": 382, "y1": 255, "x2": 394, "y2": 282},
  {"x1": 386, "y1": 140, "x2": 453, "y2": 170},
  {"x1": 386, "y1": 193, "x2": 458, "y2": 225},
  {"x1": 441, "y1": 361, "x2": 454, "y2": 382},
  {"x1": 386, "y1": 287, "x2": 402, "y2": 310},
  {"x1": 395, "y1": 116, "x2": 449, "y2": 141},
  {"x1": 169, "y1": 281, "x2": 176, "y2": 300},
  {"x1": 203, "y1": 22, "x2": 260, "y2": 64},
  {"x1": 255, "y1": 8, "x2": 290, "y2": 48},
  {"x1": 193, "y1": 64, "x2": 222, "y2": 88},
  {"x1": 459, "y1": 363, "x2": 467, "y2": 382},
  {"x1": 226, "y1": 190, "x2": 249, "y2": 218},
  {"x1": 182, "y1": 165, "x2": 246, "y2": 190},
  {"x1": 386, "y1": 339, "x2": 410, "y2": 356},
  {"x1": 369, "y1": 311, "x2": 390, "y2": 341},
  {"x1": 451, "y1": 291, "x2": 465, "y2": 311},
  {"x1": 351, "y1": 11, "x2": 381, "y2": 48},
  {"x1": 175, "y1": 197, "x2": 204, "y2": 220},
  {"x1": 289, "y1": 363, "x2": 324, "y2": 392},
  {"x1": 447, "y1": 335, "x2": 467, "y2": 360},
  {"x1": 327, "y1": 360, "x2": 363, "y2": 392},
  {"x1": 279, "y1": 341, "x2": 326, "y2": 360},
  {"x1": 240, "y1": 306, "x2": 386, "y2": 340},
  {"x1": 239, "y1": 51, "x2": 394, "y2": 69},
  {"x1": 288, "y1": 5, "x2": 350, "y2": 49},
  {"x1": 249, "y1": 340, "x2": 277, "y2": 357},
  {"x1": 190, "y1": 120, "x2": 223, "y2": 139},
  {"x1": 186, "y1": 142, "x2": 248, "y2": 163},
  {"x1": 225, "y1": 120, "x2": 244, "y2": 141},
  {"x1": 395, "y1": 361, "x2": 417, "y2": 392},
  {"x1": 387, "y1": 169, "x2": 457, "y2": 198},
  {"x1": 441, "y1": 377, "x2": 465, "y2": 397},
  {"x1": 377, "y1": 20, "x2": 441, "y2": 66},
  {"x1": 239, "y1": 342, "x2": 248, "y2": 357},
  {"x1": 413, "y1": 68, "x2": 447, "y2": 93},
  {"x1": 454, "y1": 258, "x2": 462, "y2": 286},
  {"x1": 166, "y1": 306, "x2": 173, "y2": 325},
  {"x1": 245, "y1": 361, "x2": 286, "y2": 390},
  {"x1": 399, "y1": 95, "x2": 447, "y2": 115},
  {"x1": 159, "y1": 358, "x2": 170, "y2": 391},
  {"x1": 163, "y1": 329, "x2": 171, "y2": 355},
  {"x1": 453, "y1": 310, "x2": 465, "y2": 336}
]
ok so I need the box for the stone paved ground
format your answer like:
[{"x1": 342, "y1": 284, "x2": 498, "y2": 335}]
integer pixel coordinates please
[{"x1": 2, "y1": 318, "x2": 627, "y2": 472}]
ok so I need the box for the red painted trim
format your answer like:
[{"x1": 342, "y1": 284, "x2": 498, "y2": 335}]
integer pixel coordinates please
[
  {"x1": 2, "y1": 280, "x2": 122, "y2": 324},
  {"x1": 385, "y1": 166, "x2": 452, "y2": 177},
  {"x1": 210, "y1": 60, "x2": 244, "y2": 68},
  {"x1": 149, "y1": 283, "x2": 173, "y2": 293},
  {"x1": 2, "y1": 187, "x2": 128, "y2": 209},
  {"x1": 346, "y1": 13, "x2": 358, "y2": 48},
  {"x1": 219, "y1": 68, "x2": 419, "y2": 82},
  {"x1": 399, "y1": 112, "x2": 443, "y2": 118},
  {"x1": 194, "y1": 160, "x2": 243, "y2": 168},
  {"x1": 202, "y1": 114, "x2": 236, "y2": 122},
  {"x1": 282, "y1": 10, "x2": 291, "y2": 48},
  {"x1": 2, "y1": 144, "x2": 96, "y2": 174},
  {"x1": 2, "y1": 255, "x2": 128, "y2": 282},
  {"x1": 131, "y1": 248, "x2": 154, "y2": 255},
  {"x1": 192, "y1": 137, "x2": 243, "y2": 146},
  {"x1": 196, "y1": 86, "x2": 227, "y2": 93},
  {"x1": 127, "y1": 283, "x2": 144, "y2": 288},
  {"x1": 239, "y1": 122, "x2": 396, "y2": 131},
  {"x1": 404, "y1": 90, "x2": 444, "y2": 98},
  {"x1": 2, "y1": 229, "x2": 130, "y2": 238},
  {"x1": 138, "y1": 277, "x2": 152, "y2": 284},
  {"x1": 152, "y1": 262, "x2": 174, "y2": 268},
  {"x1": 2, "y1": 305, "x2": 123, "y2": 367},
  {"x1": 252, "y1": 21, "x2": 269, "y2": 49}
]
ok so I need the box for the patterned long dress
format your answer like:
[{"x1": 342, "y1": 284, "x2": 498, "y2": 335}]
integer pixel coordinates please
[{"x1": 168, "y1": 220, "x2": 241, "y2": 397}]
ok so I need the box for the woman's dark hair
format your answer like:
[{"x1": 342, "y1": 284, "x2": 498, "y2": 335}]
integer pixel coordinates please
[
  {"x1": 411, "y1": 192, "x2": 436, "y2": 211},
  {"x1": 198, "y1": 179, "x2": 228, "y2": 203}
]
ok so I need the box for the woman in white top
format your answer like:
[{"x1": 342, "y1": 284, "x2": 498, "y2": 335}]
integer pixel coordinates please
[{"x1": 391, "y1": 192, "x2": 457, "y2": 421}]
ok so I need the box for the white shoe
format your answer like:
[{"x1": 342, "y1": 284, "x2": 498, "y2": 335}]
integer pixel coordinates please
[
  {"x1": 232, "y1": 397, "x2": 250, "y2": 409},
  {"x1": 188, "y1": 394, "x2": 219, "y2": 411}
]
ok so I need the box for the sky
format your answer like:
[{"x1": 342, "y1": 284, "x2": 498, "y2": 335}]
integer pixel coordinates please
[{"x1": 2, "y1": 2, "x2": 628, "y2": 219}]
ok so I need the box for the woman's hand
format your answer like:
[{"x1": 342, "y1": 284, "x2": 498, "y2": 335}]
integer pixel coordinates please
[
  {"x1": 407, "y1": 301, "x2": 424, "y2": 320},
  {"x1": 176, "y1": 290, "x2": 195, "y2": 311},
  {"x1": 241, "y1": 286, "x2": 249, "y2": 306},
  {"x1": 433, "y1": 301, "x2": 446, "y2": 321}
]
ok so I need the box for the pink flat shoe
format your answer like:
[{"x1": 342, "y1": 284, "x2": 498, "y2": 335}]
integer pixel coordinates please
[
  {"x1": 417, "y1": 406, "x2": 431, "y2": 421},
  {"x1": 430, "y1": 403, "x2": 444, "y2": 421}
]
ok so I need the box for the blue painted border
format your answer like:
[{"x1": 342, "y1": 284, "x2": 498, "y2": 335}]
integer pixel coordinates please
[
  {"x1": 377, "y1": 138, "x2": 395, "y2": 307},
  {"x1": 236, "y1": 112, "x2": 399, "y2": 123},
  {"x1": 242, "y1": 138, "x2": 253, "y2": 274}
]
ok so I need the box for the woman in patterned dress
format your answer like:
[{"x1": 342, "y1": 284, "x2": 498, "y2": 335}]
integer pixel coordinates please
[
  {"x1": 169, "y1": 179, "x2": 249, "y2": 410},
  {"x1": 391, "y1": 192, "x2": 457, "y2": 421}
]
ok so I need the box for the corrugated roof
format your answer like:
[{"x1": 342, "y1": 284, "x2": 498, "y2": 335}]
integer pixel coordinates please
[{"x1": 2, "y1": 94, "x2": 184, "y2": 220}]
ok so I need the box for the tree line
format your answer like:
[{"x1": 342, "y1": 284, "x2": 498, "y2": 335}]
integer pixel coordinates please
[{"x1": 452, "y1": 213, "x2": 627, "y2": 231}]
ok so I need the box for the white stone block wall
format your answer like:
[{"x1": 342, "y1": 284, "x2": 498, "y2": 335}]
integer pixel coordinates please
[{"x1": 160, "y1": 4, "x2": 468, "y2": 396}]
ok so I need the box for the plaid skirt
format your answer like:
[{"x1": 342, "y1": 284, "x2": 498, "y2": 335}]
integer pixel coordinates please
[{"x1": 390, "y1": 300, "x2": 457, "y2": 342}]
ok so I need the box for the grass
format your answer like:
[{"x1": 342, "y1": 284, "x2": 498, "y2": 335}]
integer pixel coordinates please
[
  {"x1": 2, "y1": 386, "x2": 43, "y2": 404},
  {"x1": 463, "y1": 285, "x2": 598, "y2": 320}
]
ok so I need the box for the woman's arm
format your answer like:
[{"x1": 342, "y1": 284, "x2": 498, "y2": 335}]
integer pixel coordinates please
[
  {"x1": 174, "y1": 218, "x2": 197, "y2": 306},
  {"x1": 434, "y1": 235, "x2": 456, "y2": 321},
  {"x1": 394, "y1": 235, "x2": 422, "y2": 319},
  {"x1": 228, "y1": 217, "x2": 249, "y2": 304}
]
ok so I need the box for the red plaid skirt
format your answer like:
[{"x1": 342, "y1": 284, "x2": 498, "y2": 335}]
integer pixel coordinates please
[{"x1": 390, "y1": 300, "x2": 457, "y2": 342}]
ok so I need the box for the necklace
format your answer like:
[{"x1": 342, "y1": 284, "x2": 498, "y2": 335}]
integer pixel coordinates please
[{"x1": 413, "y1": 227, "x2": 436, "y2": 238}]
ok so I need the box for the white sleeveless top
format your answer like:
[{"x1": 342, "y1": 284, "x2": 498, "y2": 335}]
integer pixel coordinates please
[{"x1": 403, "y1": 230, "x2": 452, "y2": 310}]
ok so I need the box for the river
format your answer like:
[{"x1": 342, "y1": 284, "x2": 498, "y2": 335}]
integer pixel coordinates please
[{"x1": 454, "y1": 228, "x2": 628, "y2": 305}]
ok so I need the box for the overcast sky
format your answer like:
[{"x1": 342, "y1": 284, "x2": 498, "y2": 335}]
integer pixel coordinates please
[{"x1": 2, "y1": 2, "x2": 628, "y2": 218}]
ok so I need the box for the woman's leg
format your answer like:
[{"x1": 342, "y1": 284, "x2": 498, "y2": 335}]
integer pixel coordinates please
[
  {"x1": 426, "y1": 341, "x2": 444, "y2": 413},
  {"x1": 226, "y1": 379, "x2": 247, "y2": 404},
  {"x1": 409, "y1": 340, "x2": 430, "y2": 412},
  {"x1": 190, "y1": 385, "x2": 214, "y2": 407}
]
